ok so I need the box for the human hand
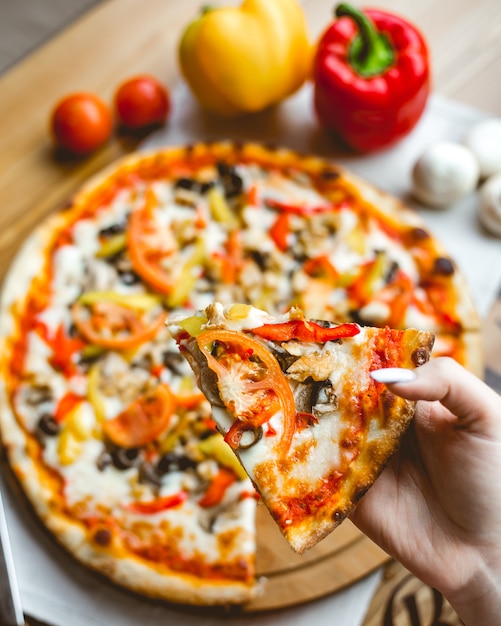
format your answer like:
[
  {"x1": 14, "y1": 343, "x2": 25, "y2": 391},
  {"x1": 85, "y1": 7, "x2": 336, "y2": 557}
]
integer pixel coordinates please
[{"x1": 350, "y1": 357, "x2": 501, "y2": 626}]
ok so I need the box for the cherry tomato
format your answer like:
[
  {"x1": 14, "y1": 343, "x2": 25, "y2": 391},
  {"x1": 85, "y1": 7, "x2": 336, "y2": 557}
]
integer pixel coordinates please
[
  {"x1": 115, "y1": 75, "x2": 170, "y2": 130},
  {"x1": 51, "y1": 92, "x2": 112, "y2": 155}
]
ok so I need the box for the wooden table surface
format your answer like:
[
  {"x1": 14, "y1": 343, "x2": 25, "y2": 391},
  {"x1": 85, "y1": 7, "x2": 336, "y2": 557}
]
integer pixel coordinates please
[{"x1": 1, "y1": 1, "x2": 500, "y2": 625}]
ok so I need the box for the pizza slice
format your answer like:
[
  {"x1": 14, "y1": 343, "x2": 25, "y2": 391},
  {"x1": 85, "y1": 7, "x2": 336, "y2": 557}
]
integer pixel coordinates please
[{"x1": 169, "y1": 302, "x2": 434, "y2": 554}]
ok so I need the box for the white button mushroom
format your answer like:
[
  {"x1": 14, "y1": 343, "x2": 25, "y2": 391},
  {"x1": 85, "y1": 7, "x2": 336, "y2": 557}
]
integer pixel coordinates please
[
  {"x1": 411, "y1": 141, "x2": 479, "y2": 209},
  {"x1": 464, "y1": 119, "x2": 501, "y2": 179},
  {"x1": 478, "y1": 173, "x2": 501, "y2": 237}
]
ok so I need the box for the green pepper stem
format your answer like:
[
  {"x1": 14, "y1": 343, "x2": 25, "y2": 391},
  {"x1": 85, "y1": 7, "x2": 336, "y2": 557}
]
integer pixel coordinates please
[
  {"x1": 335, "y1": 3, "x2": 394, "y2": 77},
  {"x1": 200, "y1": 5, "x2": 215, "y2": 15}
]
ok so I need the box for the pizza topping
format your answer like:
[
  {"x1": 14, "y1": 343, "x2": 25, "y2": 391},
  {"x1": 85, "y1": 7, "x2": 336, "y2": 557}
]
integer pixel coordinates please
[
  {"x1": 236, "y1": 427, "x2": 264, "y2": 450},
  {"x1": 54, "y1": 391, "x2": 83, "y2": 423},
  {"x1": 249, "y1": 319, "x2": 360, "y2": 343},
  {"x1": 196, "y1": 329, "x2": 296, "y2": 455},
  {"x1": 207, "y1": 187, "x2": 239, "y2": 228},
  {"x1": 198, "y1": 433, "x2": 248, "y2": 479},
  {"x1": 96, "y1": 231, "x2": 127, "y2": 259},
  {"x1": 156, "y1": 452, "x2": 197, "y2": 474},
  {"x1": 45, "y1": 323, "x2": 86, "y2": 377},
  {"x1": 294, "y1": 379, "x2": 338, "y2": 417},
  {"x1": 432, "y1": 257, "x2": 455, "y2": 276},
  {"x1": 102, "y1": 384, "x2": 175, "y2": 448},
  {"x1": 217, "y1": 162, "x2": 244, "y2": 199},
  {"x1": 173, "y1": 178, "x2": 201, "y2": 207},
  {"x1": 286, "y1": 349, "x2": 337, "y2": 383},
  {"x1": 36, "y1": 413, "x2": 61, "y2": 438},
  {"x1": 126, "y1": 491, "x2": 188, "y2": 514},
  {"x1": 71, "y1": 294, "x2": 166, "y2": 351},
  {"x1": 110, "y1": 446, "x2": 142, "y2": 470},
  {"x1": 93, "y1": 527, "x2": 112, "y2": 546},
  {"x1": 127, "y1": 188, "x2": 178, "y2": 294},
  {"x1": 198, "y1": 468, "x2": 236, "y2": 508},
  {"x1": 265, "y1": 197, "x2": 333, "y2": 216}
]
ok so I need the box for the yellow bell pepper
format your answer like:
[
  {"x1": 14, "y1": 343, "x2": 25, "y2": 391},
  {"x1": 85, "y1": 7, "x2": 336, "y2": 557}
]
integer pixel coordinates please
[
  {"x1": 198, "y1": 433, "x2": 248, "y2": 481},
  {"x1": 178, "y1": 0, "x2": 311, "y2": 117}
]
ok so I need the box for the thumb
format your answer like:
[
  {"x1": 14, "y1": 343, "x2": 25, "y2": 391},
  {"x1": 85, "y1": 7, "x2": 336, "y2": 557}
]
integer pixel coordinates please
[{"x1": 371, "y1": 357, "x2": 501, "y2": 438}]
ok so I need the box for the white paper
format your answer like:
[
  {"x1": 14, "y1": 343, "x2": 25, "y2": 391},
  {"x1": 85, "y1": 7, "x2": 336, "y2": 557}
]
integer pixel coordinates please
[
  {"x1": 1, "y1": 468, "x2": 381, "y2": 626},
  {"x1": 5, "y1": 82, "x2": 501, "y2": 626}
]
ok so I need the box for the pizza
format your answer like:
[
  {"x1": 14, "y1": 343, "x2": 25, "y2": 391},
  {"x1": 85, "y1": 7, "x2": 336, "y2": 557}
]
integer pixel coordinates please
[
  {"x1": 0, "y1": 141, "x2": 481, "y2": 605},
  {"x1": 170, "y1": 302, "x2": 434, "y2": 553}
]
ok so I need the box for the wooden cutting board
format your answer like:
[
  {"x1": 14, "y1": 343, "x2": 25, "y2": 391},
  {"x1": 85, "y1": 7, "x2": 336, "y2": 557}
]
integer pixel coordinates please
[{"x1": 248, "y1": 504, "x2": 388, "y2": 612}]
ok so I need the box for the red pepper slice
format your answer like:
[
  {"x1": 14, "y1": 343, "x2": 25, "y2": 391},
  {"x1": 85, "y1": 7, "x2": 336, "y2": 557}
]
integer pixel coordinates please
[
  {"x1": 127, "y1": 491, "x2": 188, "y2": 514},
  {"x1": 102, "y1": 384, "x2": 175, "y2": 448},
  {"x1": 269, "y1": 212, "x2": 290, "y2": 251},
  {"x1": 249, "y1": 319, "x2": 360, "y2": 343},
  {"x1": 211, "y1": 229, "x2": 244, "y2": 284},
  {"x1": 48, "y1": 324, "x2": 86, "y2": 376},
  {"x1": 265, "y1": 197, "x2": 333, "y2": 216},
  {"x1": 54, "y1": 392, "x2": 83, "y2": 423},
  {"x1": 303, "y1": 255, "x2": 339, "y2": 282},
  {"x1": 197, "y1": 330, "x2": 296, "y2": 456},
  {"x1": 198, "y1": 468, "x2": 236, "y2": 508},
  {"x1": 313, "y1": 4, "x2": 430, "y2": 152}
]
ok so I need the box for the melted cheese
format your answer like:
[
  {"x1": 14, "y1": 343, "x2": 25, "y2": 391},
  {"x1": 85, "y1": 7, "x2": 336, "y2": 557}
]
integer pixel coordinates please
[{"x1": 7, "y1": 149, "x2": 444, "y2": 582}]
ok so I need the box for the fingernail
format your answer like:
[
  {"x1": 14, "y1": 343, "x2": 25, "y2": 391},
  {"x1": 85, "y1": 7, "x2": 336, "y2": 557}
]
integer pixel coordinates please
[{"x1": 370, "y1": 368, "x2": 417, "y2": 384}]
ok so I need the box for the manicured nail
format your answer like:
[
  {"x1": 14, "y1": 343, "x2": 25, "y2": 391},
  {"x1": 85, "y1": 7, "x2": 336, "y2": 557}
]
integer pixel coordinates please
[{"x1": 370, "y1": 368, "x2": 417, "y2": 384}]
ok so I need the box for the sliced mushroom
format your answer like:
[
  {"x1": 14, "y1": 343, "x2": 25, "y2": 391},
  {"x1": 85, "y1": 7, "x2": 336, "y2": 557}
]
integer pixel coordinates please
[
  {"x1": 270, "y1": 343, "x2": 300, "y2": 372},
  {"x1": 294, "y1": 379, "x2": 337, "y2": 416}
]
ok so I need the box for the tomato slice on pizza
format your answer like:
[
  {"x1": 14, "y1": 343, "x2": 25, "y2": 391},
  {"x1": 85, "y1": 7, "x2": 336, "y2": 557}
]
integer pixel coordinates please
[
  {"x1": 172, "y1": 302, "x2": 434, "y2": 554},
  {"x1": 127, "y1": 187, "x2": 178, "y2": 295},
  {"x1": 102, "y1": 383, "x2": 175, "y2": 448},
  {"x1": 196, "y1": 329, "x2": 296, "y2": 455},
  {"x1": 71, "y1": 292, "x2": 166, "y2": 350}
]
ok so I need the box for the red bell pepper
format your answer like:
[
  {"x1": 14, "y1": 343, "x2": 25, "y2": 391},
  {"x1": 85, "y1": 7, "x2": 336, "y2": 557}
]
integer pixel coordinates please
[
  {"x1": 249, "y1": 319, "x2": 360, "y2": 343},
  {"x1": 265, "y1": 198, "x2": 333, "y2": 216},
  {"x1": 198, "y1": 468, "x2": 236, "y2": 508},
  {"x1": 54, "y1": 391, "x2": 83, "y2": 423},
  {"x1": 269, "y1": 212, "x2": 290, "y2": 251},
  {"x1": 313, "y1": 3, "x2": 430, "y2": 152},
  {"x1": 126, "y1": 491, "x2": 188, "y2": 514}
]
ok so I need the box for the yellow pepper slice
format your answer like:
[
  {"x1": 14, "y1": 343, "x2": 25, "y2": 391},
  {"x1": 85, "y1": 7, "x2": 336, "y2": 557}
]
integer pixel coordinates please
[
  {"x1": 198, "y1": 433, "x2": 248, "y2": 481},
  {"x1": 207, "y1": 188, "x2": 239, "y2": 227},
  {"x1": 96, "y1": 233, "x2": 127, "y2": 258},
  {"x1": 87, "y1": 363, "x2": 107, "y2": 423},
  {"x1": 77, "y1": 291, "x2": 162, "y2": 312}
]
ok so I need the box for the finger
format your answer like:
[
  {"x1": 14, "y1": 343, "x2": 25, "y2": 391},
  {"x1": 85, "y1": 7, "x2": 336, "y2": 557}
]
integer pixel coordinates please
[{"x1": 371, "y1": 357, "x2": 501, "y2": 437}]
